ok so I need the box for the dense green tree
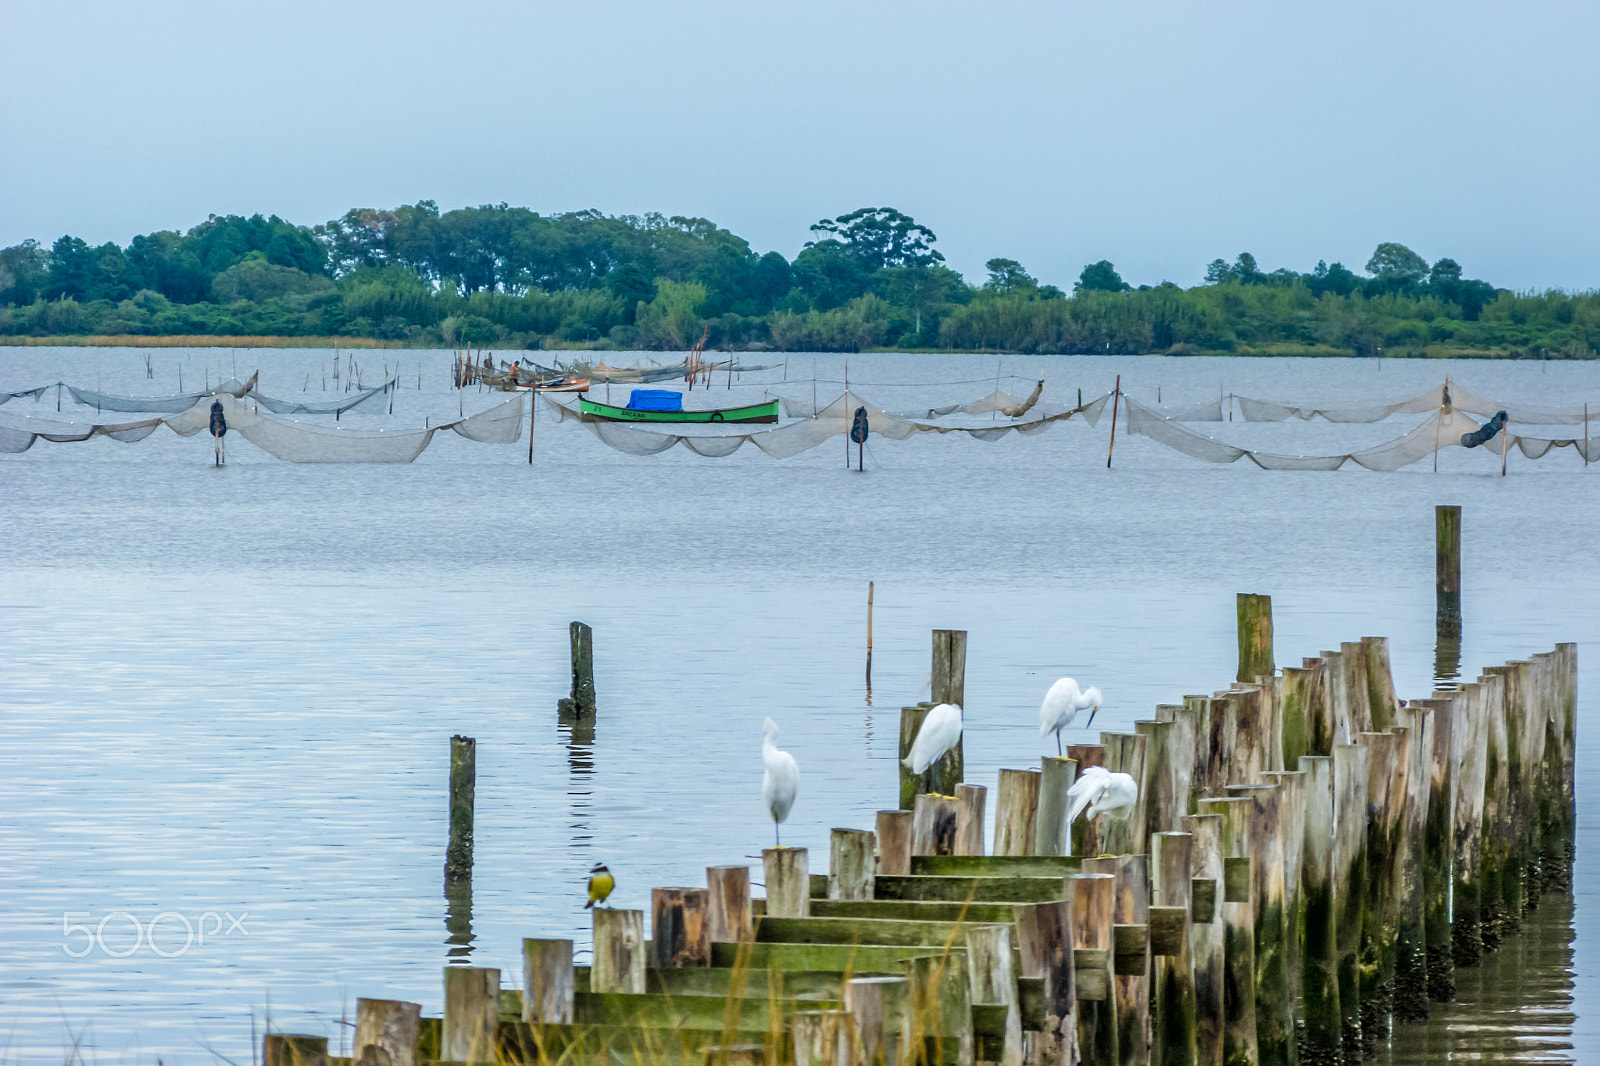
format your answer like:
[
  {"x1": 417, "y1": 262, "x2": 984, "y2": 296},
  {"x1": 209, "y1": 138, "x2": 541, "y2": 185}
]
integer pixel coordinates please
[
  {"x1": 1365, "y1": 242, "x2": 1429, "y2": 293},
  {"x1": 0, "y1": 240, "x2": 49, "y2": 304},
  {"x1": 1076, "y1": 260, "x2": 1130, "y2": 293},
  {"x1": 984, "y1": 258, "x2": 1038, "y2": 294},
  {"x1": 806, "y1": 207, "x2": 944, "y2": 270}
]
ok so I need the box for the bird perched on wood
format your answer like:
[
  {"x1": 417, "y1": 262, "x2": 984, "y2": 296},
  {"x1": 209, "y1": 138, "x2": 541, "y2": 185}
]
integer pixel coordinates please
[
  {"x1": 1064, "y1": 766, "x2": 1138, "y2": 855},
  {"x1": 585, "y1": 862, "x2": 615, "y2": 909},
  {"x1": 1039, "y1": 678, "x2": 1102, "y2": 755},
  {"x1": 902, "y1": 703, "x2": 964, "y2": 776},
  {"x1": 762, "y1": 718, "x2": 799, "y2": 847}
]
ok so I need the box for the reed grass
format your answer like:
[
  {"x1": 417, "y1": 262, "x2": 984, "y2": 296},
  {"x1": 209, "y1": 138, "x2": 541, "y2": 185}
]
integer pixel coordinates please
[{"x1": 0, "y1": 335, "x2": 404, "y2": 349}]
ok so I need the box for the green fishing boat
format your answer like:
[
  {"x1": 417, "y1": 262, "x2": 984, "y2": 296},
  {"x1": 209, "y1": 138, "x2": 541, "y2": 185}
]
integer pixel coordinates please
[{"x1": 579, "y1": 390, "x2": 780, "y2": 424}]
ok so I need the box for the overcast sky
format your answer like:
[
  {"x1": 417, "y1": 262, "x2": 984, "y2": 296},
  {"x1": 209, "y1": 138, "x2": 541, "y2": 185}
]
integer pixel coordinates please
[{"x1": 3, "y1": 0, "x2": 1596, "y2": 290}]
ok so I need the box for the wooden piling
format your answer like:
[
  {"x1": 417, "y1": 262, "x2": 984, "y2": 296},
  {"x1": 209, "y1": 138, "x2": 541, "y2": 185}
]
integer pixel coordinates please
[
  {"x1": 900, "y1": 705, "x2": 962, "y2": 808},
  {"x1": 912, "y1": 793, "x2": 962, "y2": 856},
  {"x1": 592, "y1": 909, "x2": 646, "y2": 993},
  {"x1": 1359, "y1": 638, "x2": 1399, "y2": 733},
  {"x1": 1389, "y1": 712, "x2": 1430, "y2": 1022},
  {"x1": 707, "y1": 865, "x2": 753, "y2": 944},
  {"x1": 1194, "y1": 798, "x2": 1257, "y2": 1066},
  {"x1": 1450, "y1": 680, "x2": 1488, "y2": 967},
  {"x1": 1406, "y1": 699, "x2": 1456, "y2": 1001},
  {"x1": 1067, "y1": 745, "x2": 1108, "y2": 856},
  {"x1": 521, "y1": 940, "x2": 574, "y2": 1024},
  {"x1": 1236, "y1": 594, "x2": 1274, "y2": 684},
  {"x1": 830, "y1": 828, "x2": 877, "y2": 901},
  {"x1": 1330, "y1": 744, "x2": 1367, "y2": 1064},
  {"x1": 557, "y1": 621, "x2": 596, "y2": 720},
  {"x1": 1136, "y1": 720, "x2": 1185, "y2": 842},
  {"x1": 876, "y1": 811, "x2": 913, "y2": 876},
  {"x1": 1015, "y1": 898, "x2": 1077, "y2": 1066},
  {"x1": 1151, "y1": 833, "x2": 1198, "y2": 1066},
  {"x1": 1294, "y1": 756, "x2": 1340, "y2": 1066},
  {"x1": 967, "y1": 924, "x2": 1024, "y2": 1066},
  {"x1": 794, "y1": 1009, "x2": 854, "y2": 1066},
  {"x1": 1261, "y1": 770, "x2": 1306, "y2": 1030},
  {"x1": 445, "y1": 735, "x2": 475, "y2": 882},
  {"x1": 1086, "y1": 855, "x2": 1151, "y2": 1065},
  {"x1": 652, "y1": 887, "x2": 711, "y2": 967},
  {"x1": 1035, "y1": 757, "x2": 1078, "y2": 857},
  {"x1": 931, "y1": 629, "x2": 967, "y2": 707},
  {"x1": 1102, "y1": 732, "x2": 1150, "y2": 857},
  {"x1": 955, "y1": 783, "x2": 987, "y2": 856},
  {"x1": 1476, "y1": 670, "x2": 1511, "y2": 950},
  {"x1": 1435, "y1": 505, "x2": 1461, "y2": 637},
  {"x1": 1068, "y1": 873, "x2": 1118, "y2": 1065},
  {"x1": 994, "y1": 769, "x2": 1042, "y2": 856},
  {"x1": 354, "y1": 999, "x2": 421, "y2": 1066},
  {"x1": 904, "y1": 950, "x2": 974, "y2": 1066},
  {"x1": 844, "y1": 975, "x2": 906, "y2": 1066},
  {"x1": 1224, "y1": 784, "x2": 1290, "y2": 1066},
  {"x1": 763, "y1": 847, "x2": 811, "y2": 918},
  {"x1": 263, "y1": 1035, "x2": 328, "y2": 1066},
  {"x1": 1180, "y1": 813, "x2": 1225, "y2": 1066},
  {"x1": 442, "y1": 966, "x2": 499, "y2": 1063},
  {"x1": 1356, "y1": 731, "x2": 1399, "y2": 1056}
]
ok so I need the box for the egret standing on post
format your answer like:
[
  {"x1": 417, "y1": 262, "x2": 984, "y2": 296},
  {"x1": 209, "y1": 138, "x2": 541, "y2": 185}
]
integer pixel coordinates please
[
  {"x1": 902, "y1": 702, "x2": 964, "y2": 778},
  {"x1": 1038, "y1": 678, "x2": 1102, "y2": 756},
  {"x1": 762, "y1": 718, "x2": 799, "y2": 847}
]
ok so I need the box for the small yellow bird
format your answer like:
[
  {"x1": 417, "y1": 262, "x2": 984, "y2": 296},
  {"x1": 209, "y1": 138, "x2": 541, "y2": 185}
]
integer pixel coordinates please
[{"x1": 585, "y1": 862, "x2": 615, "y2": 909}]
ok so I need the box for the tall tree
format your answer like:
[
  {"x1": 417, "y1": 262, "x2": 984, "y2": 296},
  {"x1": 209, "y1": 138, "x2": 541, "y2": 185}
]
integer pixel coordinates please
[
  {"x1": 806, "y1": 207, "x2": 944, "y2": 270},
  {"x1": 1076, "y1": 260, "x2": 1131, "y2": 293}
]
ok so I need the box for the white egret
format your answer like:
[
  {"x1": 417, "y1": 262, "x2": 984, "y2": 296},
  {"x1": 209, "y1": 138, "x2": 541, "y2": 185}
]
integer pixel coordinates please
[
  {"x1": 1039, "y1": 678, "x2": 1102, "y2": 756},
  {"x1": 902, "y1": 702, "x2": 964, "y2": 776},
  {"x1": 1064, "y1": 765, "x2": 1138, "y2": 855},
  {"x1": 762, "y1": 718, "x2": 800, "y2": 847}
]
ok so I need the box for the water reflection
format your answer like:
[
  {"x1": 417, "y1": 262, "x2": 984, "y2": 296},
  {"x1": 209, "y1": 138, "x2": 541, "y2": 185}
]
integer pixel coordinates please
[
  {"x1": 562, "y1": 720, "x2": 595, "y2": 850},
  {"x1": 443, "y1": 878, "x2": 475, "y2": 963}
]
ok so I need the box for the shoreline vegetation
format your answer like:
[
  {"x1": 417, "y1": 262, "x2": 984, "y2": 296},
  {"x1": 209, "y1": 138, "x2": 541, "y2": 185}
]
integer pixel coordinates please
[{"x1": 1, "y1": 203, "x2": 1594, "y2": 359}]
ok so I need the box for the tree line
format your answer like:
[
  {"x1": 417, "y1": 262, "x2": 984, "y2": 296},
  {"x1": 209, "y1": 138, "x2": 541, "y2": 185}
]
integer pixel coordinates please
[{"x1": 0, "y1": 203, "x2": 1594, "y2": 358}]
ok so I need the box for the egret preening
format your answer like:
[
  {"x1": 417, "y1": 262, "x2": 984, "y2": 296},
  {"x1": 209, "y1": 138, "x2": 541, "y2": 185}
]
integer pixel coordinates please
[
  {"x1": 902, "y1": 702, "x2": 964, "y2": 776},
  {"x1": 1063, "y1": 765, "x2": 1138, "y2": 855},
  {"x1": 762, "y1": 718, "x2": 799, "y2": 847},
  {"x1": 585, "y1": 862, "x2": 615, "y2": 909},
  {"x1": 1039, "y1": 678, "x2": 1101, "y2": 756}
]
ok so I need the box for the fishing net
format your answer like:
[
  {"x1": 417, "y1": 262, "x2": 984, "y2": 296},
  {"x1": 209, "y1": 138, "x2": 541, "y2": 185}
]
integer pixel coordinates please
[
  {"x1": 66, "y1": 373, "x2": 259, "y2": 413},
  {"x1": 0, "y1": 384, "x2": 53, "y2": 406},
  {"x1": 1228, "y1": 382, "x2": 1596, "y2": 425},
  {"x1": 252, "y1": 379, "x2": 396, "y2": 415}
]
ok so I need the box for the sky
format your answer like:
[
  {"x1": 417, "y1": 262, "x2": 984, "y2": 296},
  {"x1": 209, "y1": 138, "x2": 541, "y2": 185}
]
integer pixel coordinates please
[{"x1": 2, "y1": 0, "x2": 1597, "y2": 291}]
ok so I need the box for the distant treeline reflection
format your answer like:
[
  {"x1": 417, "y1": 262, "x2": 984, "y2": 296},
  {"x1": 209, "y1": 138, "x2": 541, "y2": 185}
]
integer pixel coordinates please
[{"x1": 1, "y1": 204, "x2": 1594, "y2": 358}]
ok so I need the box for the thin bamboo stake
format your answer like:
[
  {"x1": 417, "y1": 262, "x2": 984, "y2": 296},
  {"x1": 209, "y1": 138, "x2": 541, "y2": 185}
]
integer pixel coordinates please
[
  {"x1": 528, "y1": 389, "x2": 536, "y2": 464},
  {"x1": 1501, "y1": 416, "x2": 1508, "y2": 476},
  {"x1": 1107, "y1": 374, "x2": 1121, "y2": 468},
  {"x1": 866, "y1": 581, "x2": 874, "y2": 691}
]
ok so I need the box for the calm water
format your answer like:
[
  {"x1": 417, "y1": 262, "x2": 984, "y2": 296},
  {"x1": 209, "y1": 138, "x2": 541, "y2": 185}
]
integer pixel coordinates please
[{"x1": 1, "y1": 348, "x2": 1596, "y2": 1064}]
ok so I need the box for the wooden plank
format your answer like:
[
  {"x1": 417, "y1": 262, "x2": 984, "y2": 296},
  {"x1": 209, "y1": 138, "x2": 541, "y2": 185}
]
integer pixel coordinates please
[
  {"x1": 714, "y1": 940, "x2": 958, "y2": 972},
  {"x1": 875, "y1": 875, "x2": 1067, "y2": 904},
  {"x1": 810, "y1": 899, "x2": 1019, "y2": 924},
  {"x1": 573, "y1": 991, "x2": 830, "y2": 1030},
  {"x1": 911, "y1": 855, "x2": 1080, "y2": 877},
  {"x1": 756, "y1": 915, "x2": 974, "y2": 948}
]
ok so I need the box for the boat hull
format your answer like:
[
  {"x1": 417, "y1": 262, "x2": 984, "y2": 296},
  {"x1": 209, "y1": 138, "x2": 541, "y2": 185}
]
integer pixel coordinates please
[{"x1": 578, "y1": 398, "x2": 780, "y2": 424}]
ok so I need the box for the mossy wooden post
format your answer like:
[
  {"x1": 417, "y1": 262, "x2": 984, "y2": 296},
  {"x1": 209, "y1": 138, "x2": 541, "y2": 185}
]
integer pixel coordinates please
[
  {"x1": 1261, "y1": 770, "x2": 1306, "y2": 1028},
  {"x1": 1435, "y1": 505, "x2": 1461, "y2": 638},
  {"x1": 652, "y1": 887, "x2": 710, "y2": 967},
  {"x1": 263, "y1": 1035, "x2": 328, "y2": 1066},
  {"x1": 1450, "y1": 681, "x2": 1488, "y2": 967},
  {"x1": 1557, "y1": 644, "x2": 1578, "y2": 889},
  {"x1": 845, "y1": 975, "x2": 907, "y2": 1066},
  {"x1": 1339, "y1": 643, "x2": 1374, "y2": 736},
  {"x1": 955, "y1": 783, "x2": 987, "y2": 856},
  {"x1": 1298, "y1": 657, "x2": 1335, "y2": 758},
  {"x1": 1388, "y1": 713, "x2": 1430, "y2": 1022},
  {"x1": 1223, "y1": 784, "x2": 1289, "y2": 1066},
  {"x1": 1319, "y1": 649, "x2": 1353, "y2": 747},
  {"x1": 1295, "y1": 757, "x2": 1340, "y2": 1066},
  {"x1": 592, "y1": 909, "x2": 645, "y2": 993},
  {"x1": 1152, "y1": 832, "x2": 1198, "y2": 1066},
  {"x1": 1085, "y1": 855, "x2": 1150, "y2": 1065},
  {"x1": 445, "y1": 735, "x2": 475, "y2": 882},
  {"x1": 520, "y1": 940, "x2": 573, "y2": 1024},
  {"x1": 1475, "y1": 670, "x2": 1510, "y2": 950},
  {"x1": 1067, "y1": 744, "x2": 1108, "y2": 856},
  {"x1": 354, "y1": 1000, "x2": 421, "y2": 1066},
  {"x1": 995, "y1": 769, "x2": 1042, "y2": 856},
  {"x1": 1356, "y1": 731, "x2": 1398, "y2": 1056},
  {"x1": 1036, "y1": 757, "x2": 1078, "y2": 857},
  {"x1": 931, "y1": 629, "x2": 967, "y2": 707},
  {"x1": 764, "y1": 847, "x2": 810, "y2": 918},
  {"x1": 1181, "y1": 813, "x2": 1225, "y2": 1066},
  {"x1": 904, "y1": 949, "x2": 974, "y2": 1066},
  {"x1": 1015, "y1": 898, "x2": 1076, "y2": 1066},
  {"x1": 1359, "y1": 638, "x2": 1399, "y2": 733},
  {"x1": 1507, "y1": 660, "x2": 1545, "y2": 911},
  {"x1": 1531, "y1": 653, "x2": 1563, "y2": 900},
  {"x1": 1068, "y1": 872, "x2": 1118, "y2": 1066},
  {"x1": 877, "y1": 811, "x2": 914, "y2": 876},
  {"x1": 1236, "y1": 594, "x2": 1273, "y2": 684},
  {"x1": 1331, "y1": 744, "x2": 1368, "y2": 1061},
  {"x1": 442, "y1": 966, "x2": 499, "y2": 1063},
  {"x1": 1138, "y1": 716, "x2": 1194, "y2": 839},
  {"x1": 830, "y1": 828, "x2": 877, "y2": 901},
  {"x1": 557, "y1": 621, "x2": 595, "y2": 720},
  {"x1": 900, "y1": 705, "x2": 962, "y2": 808},
  {"x1": 1279, "y1": 667, "x2": 1310, "y2": 770},
  {"x1": 707, "y1": 865, "x2": 753, "y2": 944},
  {"x1": 1102, "y1": 732, "x2": 1150, "y2": 857},
  {"x1": 794, "y1": 1009, "x2": 853, "y2": 1066},
  {"x1": 967, "y1": 924, "x2": 1024, "y2": 1066},
  {"x1": 1261, "y1": 674, "x2": 1285, "y2": 775},
  {"x1": 1194, "y1": 798, "x2": 1257, "y2": 1066},
  {"x1": 913, "y1": 793, "x2": 961, "y2": 856},
  {"x1": 1410, "y1": 698, "x2": 1456, "y2": 1001}
]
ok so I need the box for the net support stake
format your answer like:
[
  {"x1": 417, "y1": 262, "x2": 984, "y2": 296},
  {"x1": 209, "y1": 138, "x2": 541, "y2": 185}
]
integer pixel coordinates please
[{"x1": 1107, "y1": 374, "x2": 1121, "y2": 469}]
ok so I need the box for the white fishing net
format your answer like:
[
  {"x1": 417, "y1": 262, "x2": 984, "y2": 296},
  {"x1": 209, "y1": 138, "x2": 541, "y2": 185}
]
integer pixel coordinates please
[
  {"x1": 1228, "y1": 381, "x2": 1596, "y2": 425},
  {"x1": 66, "y1": 373, "x2": 259, "y2": 413}
]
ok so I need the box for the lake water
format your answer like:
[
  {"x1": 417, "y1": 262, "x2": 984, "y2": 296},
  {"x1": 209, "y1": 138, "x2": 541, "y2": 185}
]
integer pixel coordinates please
[{"x1": 1, "y1": 347, "x2": 1596, "y2": 1064}]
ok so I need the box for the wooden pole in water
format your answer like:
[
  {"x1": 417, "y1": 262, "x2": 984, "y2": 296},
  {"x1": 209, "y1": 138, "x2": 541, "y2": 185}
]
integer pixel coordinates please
[
  {"x1": 1101, "y1": 732, "x2": 1150, "y2": 857},
  {"x1": 1223, "y1": 784, "x2": 1290, "y2": 1065},
  {"x1": 905, "y1": 949, "x2": 975, "y2": 1066},
  {"x1": 966, "y1": 924, "x2": 1024, "y2": 1066},
  {"x1": 954, "y1": 783, "x2": 987, "y2": 856},
  {"x1": 1107, "y1": 374, "x2": 1121, "y2": 468},
  {"x1": 1357, "y1": 731, "x2": 1399, "y2": 1056},
  {"x1": 520, "y1": 940, "x2": 574, "y2": 1024},
  {"x1": 866, "y1": 581, "x2": 874, "y2": 692},
  {"x1": 763, "y1": 847, "x2": 810, "y2": 917},
  {"x1": 994, "y1": 769, "x2": 1042, "y2": 856},
  {"x1": 1035, "y1": 756, "x2": 1078, "y2": 857},
  {"x1": 876, "y1": 810, "x2": 913, "y2": 875},
  {"x1": 1450, "y1": 681, "x2": 1487, "y2": 968},
  {"x1": 828, "y1": 828, "x2": 876, "y2": 900},
  {"x1": 1295, "y1": 756, "x2": 1341, "y2": 1066},
  {"x1": 706, "y1": 865, "x2": 753, "y2": 944},
  {"x1": 1068, "y1": 872, "x2": 1118, "y2": 1064},
  {"x1": 1390, "y1": 712, "x2": 1431, "y2": 1023},
  {"x1": 1151, "y1": 832, "x2": 1198, "y2": 1066},
  {"x1": 912, "y1": 792, "x2": 961, "y2": 855},
  {"x1": 441, "y1": 966, "x2": 499, "y2": 1063},
  {"x1": 1236, "y1": 594, "x2": 1274, "y2": 683},
  {"x1": 1193, "y1": 797, "x2": 1257, "y2": 1066},
  {"x1": 557, "y1": 621, "x2": 596, "y2": 721},
  {"x1": 1014, "y1": 898, "x2": 1076, "y2": 1066},
  {"x1": 1087, "y1": 854, "x2": 1150, "y2": 1066},
  {"x1": 1331, "y1": 743, "x2": 1368, "y2": 1055},
  {"x1": 1412, "y1": 698, "x2": 1456, "y2": 1002},
  {"x1": 445, "y1": 736, "x2": 474, "y2": 882},
  {"x1": 651, "y1": 887, "x2": 710, "y2": 967},
  {"x1": 263, "y1": 1034, "x2": 328, "y2": 1066},
  {"x1": 527, "y1": 387, "x2": 535, "y2": 463},
  {"x1": 355, "y1": 999, "x2": 421, "y2": 1066},
  {"x1": 1179, "y1": 813, "x2": 1225, "y2": 1066},
  {"x1": 592, "y1": 909, "x2": 645, "y2": 993},
  {"x1": 1501, "y1": 415, "x2": 1508, "y2": 475},
  {"x1": 1262, "y1": 769, "x2": 1306, "y2": 1027},
  {"x1": 931, "y1": 629, "x2": 967, "y2": 707}
]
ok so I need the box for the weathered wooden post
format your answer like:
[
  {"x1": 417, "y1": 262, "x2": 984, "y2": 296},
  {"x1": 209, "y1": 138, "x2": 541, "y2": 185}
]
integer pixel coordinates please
[
  {"x1": 830, "y1": 828, "x2": 877, "y2": 900},
  {"x1": 912, "y1": 793, "x2": 962, "y2": 856},
  {"x1": 1389, "y1": 712, "x2": 1430, "y2": 1022},
  {"x1": 845, "y1": 975, "x2": 907, "y2": 1066},
  {"x1": 1295, "y1": 756, "x2": 1340, "y2": 1066},
  {"x1": 764, "y1": 847, "x2": 811, "y2": 917},
  {"x1": 652, "y1": 887, "x2": 710, "y2": 967},
  {"x1": 876, "y1": 811, "x2": 913, "y2": 876},
  {"x1": 1015, "y1": 898, "x2": 1076, "y2": 1066},
  {"x1": 1435, "y1": 505, "x2": 1461, "y2": 638},
  {"x1": 1450, "y1": 680, "x2": 1487, "y2": 967},
  {"x1": 1194, "y1": 798, "x2": 1257, "y2": 1066},
  {"x1": 1236, "y1": 594, "x2": 1274, "y2": 683},
  {"x1": 442, "y1": 966, "x2": 499, "y2": 1063},
  {"x1": 1180, "y1": 813, "x2": 1225, "y2": 1066},
  {"x1": 955, "y1": 783, "x2": 987, "y2": 856},
  {"x1": 967, "y1": 925, "x2": 1024, "y2": 1066},
  {"x1": 1068, "y1": 873, "x2": 1118, "y2": 1065},
  {"x1": 355, "y1": 999, "x2": 421, "y2": 1066},
  {"x1": 994, "y1": 769, "x2": 1042, "y2": 856},
  {"x1": 1135, "y1": 719, "x2": 1185, "y2": 841},
  {"x1": 1338, "y1": 643, "x2": 1374, "y2": 736},
  {"x1": 707, "y1": 865, "x2": 753, "y2": 944},
  {"x1": 1102, "y1": 733, "x2": 1150, "y2": 857},
  {"x1": 263, "y1": 1035, "x2": 328, "y2": 1066},
  {"x1": 794, "y1": 1009, "x2": 854, "y2": 1066},
  {"x1": 1357, "y1": 731, "x2": 1399, "y2": 1056},
  {"x1": 445, "y1": 736, "x2": 475, "y2": 882},
  {"x1": 1360, "y1": 637, "x2": 1399, "y2": 733},
  {"x1": 1224, "y1": 784, "x2": 1290, "y2": 1066},
  {"x1": 1331, "y1": 743, "x2": 1368, "y2": 1057},
  {"x1": 1407, "y1": 698, "x2": 1457, "y2": 1001},
  {"x1": 557, "y1": 621, "x2": 596, "y2": 720},
  {"x1": 1084, "y1": 855, "x2": 1150, "y2": 1066},
  {"x1": 904, "y1": 950, "x2": 974, "y2": 1066},
  {"x1": 592, "y1": 909, "x2": 645, "y2": 993},
  {"x1": 932, "y1": 629, "x2": 967, "y2": 707},
  {"x1": 1261, "y1": 769, "x2": 1306, "y2": 1029},
  {"x1": 1067, "y1": 744, "x2": 1108, "y2": 856},
  {"x1": 1151, "y1": 833, "x2": 1197, "y2": 1066},
  {"x1": 1036, "y1": 757, "x2": 1078, "y2": 857},
  {"x1": 521, "y1": 940, "x2": 573, "y2": 1025},
  {"x1": 1476, "y1": 671, "x2": 1510, "y2": 951},
  {"x1": 900, "y1": 704, "x2": 962, "y2": 807}
]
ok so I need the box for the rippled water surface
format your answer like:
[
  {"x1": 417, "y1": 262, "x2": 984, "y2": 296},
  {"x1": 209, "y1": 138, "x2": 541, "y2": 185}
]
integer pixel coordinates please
[{"x1": 1, "y1": 348, "x2": 1596, "y2": 1063}]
